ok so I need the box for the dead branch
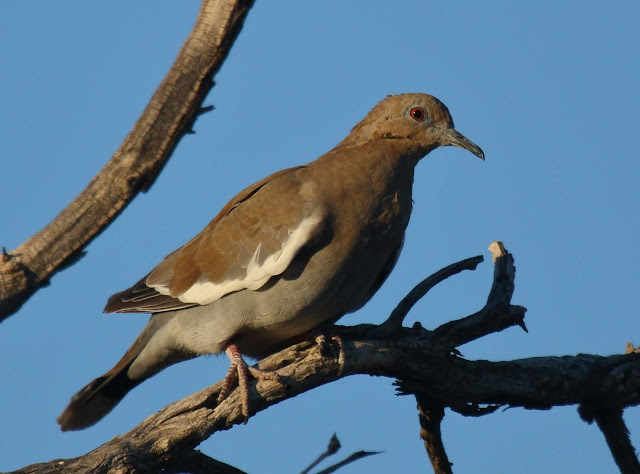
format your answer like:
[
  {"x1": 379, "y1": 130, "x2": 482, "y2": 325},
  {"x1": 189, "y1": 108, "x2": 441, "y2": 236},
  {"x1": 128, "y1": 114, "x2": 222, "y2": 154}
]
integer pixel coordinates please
[
  {"x1": 579, "y1": 405, "x2": 640, "y2": 474},
  {"x1": 314, "y1": 450, "x2": 381, "y2": 474},
  {"x1": 301, "y1": 433, "x2": 341, "y2": 474},
  {"x1": 416, "y1": 396, "x2": 452, "y2": 474},
  {"x1": 380, "y1": 255, "x2": 484, "y2": 331},
  {"x1": 300, "y1": 433, "x2": 379, "y2": 474},
  {"x1": 0, "y1": 0, "x2": 255, "y2": 322},
  {"x1": 11, "y1": 243, "x2": 640, "y2": 473}
]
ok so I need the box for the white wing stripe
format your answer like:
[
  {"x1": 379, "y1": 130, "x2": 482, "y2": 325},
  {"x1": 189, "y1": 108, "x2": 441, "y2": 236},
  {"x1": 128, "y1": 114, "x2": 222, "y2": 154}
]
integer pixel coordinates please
[{"x1": 151, "y1": 212, "x2": 324, "y2": 306}]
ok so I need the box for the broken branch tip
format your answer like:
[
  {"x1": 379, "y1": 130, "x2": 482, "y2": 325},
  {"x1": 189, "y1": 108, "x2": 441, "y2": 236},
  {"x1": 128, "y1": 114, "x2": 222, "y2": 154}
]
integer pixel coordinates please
[{"x1": 488, "y1": 241, "x2": 508, "y2": 262}]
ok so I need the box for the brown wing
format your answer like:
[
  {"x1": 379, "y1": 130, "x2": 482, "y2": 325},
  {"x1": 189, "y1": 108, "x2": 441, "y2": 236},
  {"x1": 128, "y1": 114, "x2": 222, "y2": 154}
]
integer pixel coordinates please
[{"x1": 105, "y1": 165, "x2": 327, "y2": 314}]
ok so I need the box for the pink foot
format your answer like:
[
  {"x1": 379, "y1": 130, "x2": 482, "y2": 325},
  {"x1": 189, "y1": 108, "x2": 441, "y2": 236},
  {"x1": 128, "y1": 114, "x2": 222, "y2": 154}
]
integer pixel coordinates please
[{"x1": 217, "y1": 344, "x2": 281, "y2": 422}]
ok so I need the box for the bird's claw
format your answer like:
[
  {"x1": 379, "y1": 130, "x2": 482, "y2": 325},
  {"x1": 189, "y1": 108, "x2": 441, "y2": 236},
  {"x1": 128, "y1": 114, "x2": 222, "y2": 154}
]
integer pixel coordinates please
[{"x1": 218, "y1": 344, "x2": 282, "y2": 423}]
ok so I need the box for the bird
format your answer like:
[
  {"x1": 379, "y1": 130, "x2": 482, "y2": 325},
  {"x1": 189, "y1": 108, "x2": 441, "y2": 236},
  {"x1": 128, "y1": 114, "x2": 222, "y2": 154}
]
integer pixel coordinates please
[{"x1": 57, "y1": 93, "x2": 484, "y2": 431}]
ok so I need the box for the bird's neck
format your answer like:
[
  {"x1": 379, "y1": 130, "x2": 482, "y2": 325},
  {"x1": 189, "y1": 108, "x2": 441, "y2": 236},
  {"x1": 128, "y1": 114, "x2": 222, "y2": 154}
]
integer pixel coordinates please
[
  {"x1": 333, "y1": 136, "x2": 421, "y2": 178},
  {"x1": 313, "y1": 138, "x2": 420, "y2": 209}
]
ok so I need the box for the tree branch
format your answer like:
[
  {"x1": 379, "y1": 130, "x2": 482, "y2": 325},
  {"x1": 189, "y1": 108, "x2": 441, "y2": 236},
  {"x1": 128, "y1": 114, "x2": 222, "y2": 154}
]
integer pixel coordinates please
[
  {"x1": 380, "y1": 255, "x2": 484, "y2": 331},
  {"x1": 300, "y1": 433, "x2": 380, "y2": 474},
  {"x1": 315, "y1": 450, "x2": 381, "y2": 474},
  {"x1": 579, "y1": 405, "x2": 640, "y2": 474},
  {"x1": 14, "y1": 326, "x2": 639, "y2": 473},
  {"x1": 594, "y1": 411, "x2": 640, "y2": 474},
  {"x1": 0, "y1": 0, "x2": 256, "y2": 321},
  {"x1": 11, "y1": 243, "x2": 640, "y2": 473},
  {"x1": 301, "y1": 433, "x2": 341, "y2": 474},
  {"x1": 416, "y1": 396, "x2": 452, "y2": 474}
]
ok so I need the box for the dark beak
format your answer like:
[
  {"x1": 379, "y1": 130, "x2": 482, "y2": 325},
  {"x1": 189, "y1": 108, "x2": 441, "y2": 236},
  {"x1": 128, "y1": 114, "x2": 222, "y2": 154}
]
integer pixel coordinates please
[{"x1": 441, "y1": 128, "x2": 485, "y2": 160}]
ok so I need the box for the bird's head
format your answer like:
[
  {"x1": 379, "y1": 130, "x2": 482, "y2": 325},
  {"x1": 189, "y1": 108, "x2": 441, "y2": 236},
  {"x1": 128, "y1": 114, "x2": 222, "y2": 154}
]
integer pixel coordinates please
[{"x1": 348, "y1": 93, "x2": 484, "y2": 161}]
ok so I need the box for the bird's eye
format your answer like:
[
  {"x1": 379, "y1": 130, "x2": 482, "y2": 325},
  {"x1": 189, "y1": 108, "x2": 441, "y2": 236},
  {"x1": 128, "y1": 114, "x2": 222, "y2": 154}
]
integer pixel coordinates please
[{"x1": 410, "y1": 107, "x2": 426, "y2": 122}]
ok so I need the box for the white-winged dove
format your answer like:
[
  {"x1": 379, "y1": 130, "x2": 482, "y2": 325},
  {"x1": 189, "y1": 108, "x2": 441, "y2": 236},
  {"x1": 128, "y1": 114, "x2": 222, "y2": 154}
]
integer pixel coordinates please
[{"x1": 57, "y1": 93, "x2": 484, "y2": 431}]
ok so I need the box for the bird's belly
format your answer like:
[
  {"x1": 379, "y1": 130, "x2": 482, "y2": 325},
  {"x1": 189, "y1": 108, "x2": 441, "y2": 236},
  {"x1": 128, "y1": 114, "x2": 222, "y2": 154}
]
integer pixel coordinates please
[
  {"x1": 173, "y1": 210, "x2": 407, "y2": 358},
  {"x1": 231, "y1": 232, "x2": 405, "y2": 356}
]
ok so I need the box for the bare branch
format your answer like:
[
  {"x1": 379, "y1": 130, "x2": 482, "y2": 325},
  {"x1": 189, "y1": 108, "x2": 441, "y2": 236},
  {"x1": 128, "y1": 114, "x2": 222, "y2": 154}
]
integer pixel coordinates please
[
  {"x1": 486, "y1": 241, "x2": 516, "y2": 305},
  {"x1": 0, "y1": 0, "x2": 256, "y2": 322},
  {"x1": 381, "y1": 255, "x2": 484, "y2": 331},
  {"x1": 10, "y1": 244, "x2": 639, "y2": 472},
  {"x1": 315, "y1": 451, "x2": 381, "y2": 474},
  {"x1": 14, "y1": 319, "x2": 640, "y2": 472},
  {"x1": 431, "y1": 241, "x2": 526, "y2": 352},
  {"x1": 579, "y1": 405, "x2": 640, "y2": 474},
  {"x1": 594, "y1": 412, "x2": 640, "y2": 474},
  {"x1": 595, "y1": 412, "x2": 640, "y2": 474},
  {"x1": 416, "y1": 396, "x2": 452, "y2": 474},
  {"x1": 301, "y1": 433, "x2": 341, "y2": 474}
]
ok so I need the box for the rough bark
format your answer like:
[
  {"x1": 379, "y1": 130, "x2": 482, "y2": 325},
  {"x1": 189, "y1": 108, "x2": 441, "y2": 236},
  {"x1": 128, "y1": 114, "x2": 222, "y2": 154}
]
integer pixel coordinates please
[
  {"x1": 12, "y1": 326, "x2": 639, "y2": 473},
  {"x1": 417, "y1": 397, "x2": 453, "y2": 474},
  {"x1": 0, "y1": 0, "x2": 255, "y2": 322},
  {"x1": 10, "y1": 245, "x2": 640, "y2": 473},
  {"x1": 2, "y1": 3, "x2": 637, "y2": 472}
]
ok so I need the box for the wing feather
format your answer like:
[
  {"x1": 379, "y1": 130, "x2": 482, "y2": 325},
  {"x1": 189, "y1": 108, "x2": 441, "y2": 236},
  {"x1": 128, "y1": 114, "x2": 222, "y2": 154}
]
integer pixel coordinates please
[{"x1": 105, "y1": 165, "x2": 327, "y2": 314}]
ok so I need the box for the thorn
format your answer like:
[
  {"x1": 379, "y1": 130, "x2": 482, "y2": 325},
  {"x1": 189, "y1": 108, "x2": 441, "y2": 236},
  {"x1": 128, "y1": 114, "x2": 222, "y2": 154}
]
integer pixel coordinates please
[
  {"x1": 1, "y1": 246, "x2": 7, "y2": 262},
  {"x1": 185, "y1": 129, "x2": 196, "y2": 135},
  {"x1": 516, "y1": 319, "x2": 529, "y2": 333}
]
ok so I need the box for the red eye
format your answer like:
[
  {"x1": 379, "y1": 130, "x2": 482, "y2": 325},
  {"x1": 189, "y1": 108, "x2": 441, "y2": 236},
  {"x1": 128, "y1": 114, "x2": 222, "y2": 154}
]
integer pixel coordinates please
[{"x1": 410, "y1": 107, "x2": 426, "y2": 121}]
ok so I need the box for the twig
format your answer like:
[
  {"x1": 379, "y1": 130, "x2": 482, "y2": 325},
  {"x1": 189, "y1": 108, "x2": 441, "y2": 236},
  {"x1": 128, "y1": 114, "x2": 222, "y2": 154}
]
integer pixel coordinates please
[
  {"x1": 381, "y1": 255, "x2": 484, "y2": 331},
  {"x1": 416, "y1": 395, "x2": 452, "y2": 474},
  {"x1": 431, "y1": 242, "x2": 526, "y2": 352},
  {"x1": 300, "y1": 433, "x2": 341, "y2": 474},
  {"x1": 315, "y1": 451, "x2": 381, "y2": 474},
  {"x1": 432, "y1": 304, "x2": 527, "y2": 352}
]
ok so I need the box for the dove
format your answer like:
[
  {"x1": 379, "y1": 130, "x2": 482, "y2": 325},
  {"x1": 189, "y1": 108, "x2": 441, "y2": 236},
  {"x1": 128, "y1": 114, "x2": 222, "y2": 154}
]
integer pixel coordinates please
[{"x1": 57, "y1": 93, "x2": 484, "y2": 430}]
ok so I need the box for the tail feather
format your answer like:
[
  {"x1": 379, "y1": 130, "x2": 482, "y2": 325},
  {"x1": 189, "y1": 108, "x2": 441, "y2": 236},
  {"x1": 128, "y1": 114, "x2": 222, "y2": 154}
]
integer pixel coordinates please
[
  {"x1": 57, "y1": 323, "x2": 152, "y2": 431},
  {"x1": 57, "y1": 360, "x2": 141, "y2": 431},
  {"x1": 57, "y1": 313, "x2": 197, "y2": 431}
]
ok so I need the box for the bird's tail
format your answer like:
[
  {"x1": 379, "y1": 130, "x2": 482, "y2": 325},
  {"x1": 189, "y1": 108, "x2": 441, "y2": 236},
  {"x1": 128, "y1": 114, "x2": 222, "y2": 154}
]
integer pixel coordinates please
[
  {"x1": 56, "y1": 347, "x2": 143, "y2": 431},
  {"x1": 57, "y1": 313, "x2": 197, "y2": 431}
]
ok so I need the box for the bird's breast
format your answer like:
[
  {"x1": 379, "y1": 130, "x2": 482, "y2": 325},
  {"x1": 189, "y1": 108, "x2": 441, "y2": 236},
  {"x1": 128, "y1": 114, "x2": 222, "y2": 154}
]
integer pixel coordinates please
[{"x1": 369, "y1": 191, "x2": 407, "y2": 235}]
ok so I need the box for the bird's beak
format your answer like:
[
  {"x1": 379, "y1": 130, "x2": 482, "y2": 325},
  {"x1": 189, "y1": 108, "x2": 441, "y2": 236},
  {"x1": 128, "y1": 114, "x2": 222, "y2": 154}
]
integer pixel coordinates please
[{"x1": 441, "y1": 128, "x2": 485, "y2": 160}]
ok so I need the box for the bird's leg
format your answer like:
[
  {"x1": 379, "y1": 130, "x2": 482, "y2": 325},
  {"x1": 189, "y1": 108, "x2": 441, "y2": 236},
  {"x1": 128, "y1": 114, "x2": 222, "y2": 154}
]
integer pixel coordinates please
[
  {"x1": 218, "y1": 343, "x2": 282, "y2": 422},
  {"x1": 217, "y1": 353, "x2": 240, "y2": 404},
  {"x1": 315, "y1": 331, "x2": 345, "y2": 377}
]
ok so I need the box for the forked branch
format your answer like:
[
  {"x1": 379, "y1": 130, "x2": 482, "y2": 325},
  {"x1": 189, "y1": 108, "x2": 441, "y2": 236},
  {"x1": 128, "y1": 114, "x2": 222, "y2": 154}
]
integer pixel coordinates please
[{"x1": 11, "y1": 243, "x2": 639, "y2": 473}]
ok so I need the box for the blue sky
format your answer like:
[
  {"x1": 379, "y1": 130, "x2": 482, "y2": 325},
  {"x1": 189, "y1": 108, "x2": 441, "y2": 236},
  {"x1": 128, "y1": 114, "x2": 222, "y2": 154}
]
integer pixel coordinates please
[{"x1": 1, "y1": 1, "x2": 638, "y2": 472}]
